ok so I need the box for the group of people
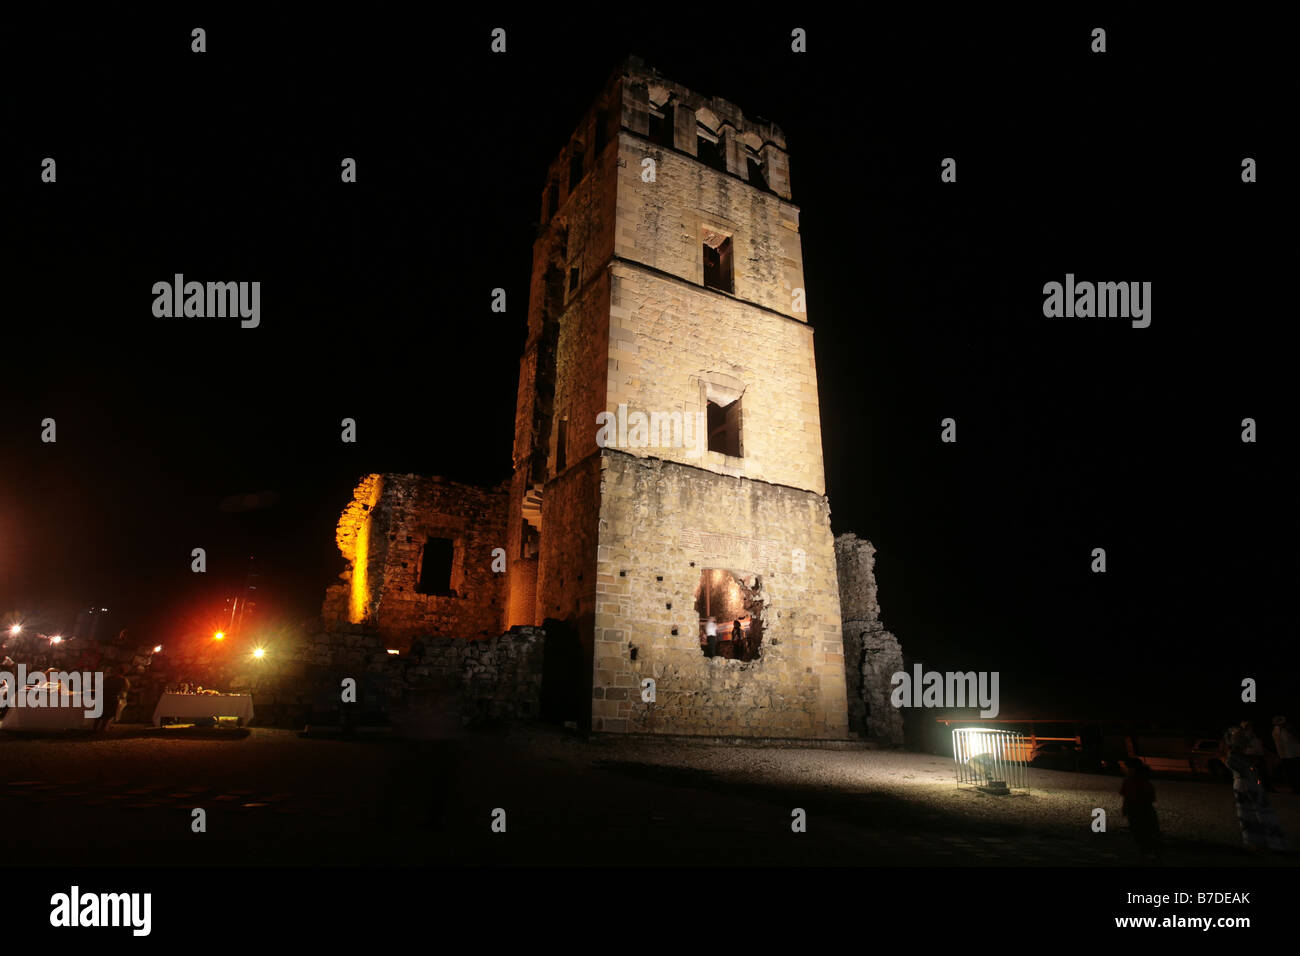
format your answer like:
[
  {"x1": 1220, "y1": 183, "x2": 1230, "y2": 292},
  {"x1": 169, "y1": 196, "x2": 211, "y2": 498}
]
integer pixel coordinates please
[
  {"x1": 1120, "y1": 716, "x2": 1298, "y2": 862},
  {"x1": 701, "y1": 616, "x2": 758, "y2": 661}
]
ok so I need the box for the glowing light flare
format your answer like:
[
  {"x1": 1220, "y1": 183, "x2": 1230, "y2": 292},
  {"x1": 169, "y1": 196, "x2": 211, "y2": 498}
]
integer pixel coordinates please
[
  {"x1": 214, "y1": 631, "x2": 225, "y2": 641},
  {"x1": 49, "y1": 635, "x2": 63, "y2": 644},
  {"x1": 8, "y1": 625, "x2": 20, "y2": 636},
  {"x1": 153, "y1": 645, "x2": 163, "y2": 653},
  {"x1": 252, "y1": 647, "x2": 265, "y2": 659},
  {"x1": 956, "y1": 728, "x2": 996, "y2": 759}
]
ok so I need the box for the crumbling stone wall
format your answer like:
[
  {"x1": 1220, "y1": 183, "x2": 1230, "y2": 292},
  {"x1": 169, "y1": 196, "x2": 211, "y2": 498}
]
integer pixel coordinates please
[
  {"x1": 323, "y1": 474, "x2": 509, "y2": 651},
  {"x1": 43, "y1": 626, "x2": 546, "y2": 730},
  {"x1": 594, "y1": 451, "x2": 847, "y2": 737},
  {"x1": 228, "y1": 627, "x2": 545, "y2": 727},
  {"x1": 834, "y1": 533, "x2": 904, "y2": 745}
]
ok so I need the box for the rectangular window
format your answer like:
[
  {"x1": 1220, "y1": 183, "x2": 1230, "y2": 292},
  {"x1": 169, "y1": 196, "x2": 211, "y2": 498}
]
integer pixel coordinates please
[
  {"x1": 703, "y1": 233, "x2": 733, "y2": 294},
  {"x1": 697, "y1": 133, "x2": 726, "y2": 172},
  {"x1": 415, "y1": 537, "x2": 455, "y2": 596},
  {"x1": 746, "y1": 157, "x2": 767, "y2": 191},
  {"x1": 521, "y1": 521, "x2": 540, "y2": 560},
  {"x1": 707, "y1": 398, "x2": 742, "y2": 457},
  {"x1": 649, "y1": 106, "x2": 674, "y2": 148}
]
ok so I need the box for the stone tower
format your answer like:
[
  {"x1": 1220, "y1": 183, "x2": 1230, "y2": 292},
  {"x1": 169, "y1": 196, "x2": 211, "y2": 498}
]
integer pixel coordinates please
[{"x1": 505, "y1": 56, "x2": 847, "y2": 737}]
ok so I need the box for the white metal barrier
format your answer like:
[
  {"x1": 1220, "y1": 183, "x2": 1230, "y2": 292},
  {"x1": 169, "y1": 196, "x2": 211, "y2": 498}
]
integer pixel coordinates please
[{"x1": 952, "y1": 727, "x2": 1029, "y2": 794}]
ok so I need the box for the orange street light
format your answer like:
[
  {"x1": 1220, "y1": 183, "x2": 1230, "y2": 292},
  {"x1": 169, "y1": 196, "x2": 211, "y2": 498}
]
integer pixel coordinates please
[
  {"x1": 252, "y1": 647, "x2": 265, "y2": 659},
  {"x1": 213, "y1": 631, "x2": 225, "y2": 641}
]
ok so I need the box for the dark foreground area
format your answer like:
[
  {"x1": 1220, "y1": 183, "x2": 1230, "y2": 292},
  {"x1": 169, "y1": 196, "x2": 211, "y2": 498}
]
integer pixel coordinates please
[{"x1": 2, "y1": 724, "x2": 1297, "y2": 867}]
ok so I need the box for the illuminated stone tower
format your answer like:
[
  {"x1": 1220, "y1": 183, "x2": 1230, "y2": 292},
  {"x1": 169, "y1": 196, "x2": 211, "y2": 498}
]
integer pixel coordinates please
[{"x1": 506, "y1": 56, "x2": 847, "y2": 737}]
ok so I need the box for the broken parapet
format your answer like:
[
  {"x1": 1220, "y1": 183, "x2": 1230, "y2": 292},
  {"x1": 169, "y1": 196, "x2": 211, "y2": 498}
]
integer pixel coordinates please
[{"x1": 834, "y1": 533, "x2": 905, "y2": 745}]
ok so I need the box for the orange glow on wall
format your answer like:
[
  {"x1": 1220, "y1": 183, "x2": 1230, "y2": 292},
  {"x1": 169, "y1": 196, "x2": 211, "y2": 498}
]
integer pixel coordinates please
[{"x1": 336, "y1": 474, "x2": 384, "y2": 624}]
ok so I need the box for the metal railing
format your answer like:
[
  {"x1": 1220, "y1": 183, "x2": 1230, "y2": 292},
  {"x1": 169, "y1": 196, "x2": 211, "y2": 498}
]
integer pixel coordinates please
[{"x1": 952, "y1": 727, "x2": 1029, "y2": 794}]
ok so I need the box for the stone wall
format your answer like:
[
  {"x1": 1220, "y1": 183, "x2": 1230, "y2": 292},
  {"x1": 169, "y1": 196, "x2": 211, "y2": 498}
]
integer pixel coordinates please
[
  {"x1": 28, "y1": 625, "x2": 546, "y2": 731},
  {"x1": 613, "y1": 129, "x2": 804, "y2": 320},
  {"x1": 592, "y1": 451, "x2": 847, "y2": 737},
  {"x1": 606, "y1": 259, "x2": 826, "y2": 494},
  {"x1": 323, "y1": 474, "x2": 510, "y2": 651},
  {"x1": 834, "y1": 533, "x2": 905, "y2": 745}
]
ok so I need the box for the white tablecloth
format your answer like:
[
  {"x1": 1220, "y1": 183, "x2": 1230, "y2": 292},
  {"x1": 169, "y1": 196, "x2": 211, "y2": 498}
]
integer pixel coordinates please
[
  {"x1": 0, "y1": 683, "x2": 98, "y2": 731},
  {"x1": 152, "y1": 692, "x2": 254, "y2": 727}
]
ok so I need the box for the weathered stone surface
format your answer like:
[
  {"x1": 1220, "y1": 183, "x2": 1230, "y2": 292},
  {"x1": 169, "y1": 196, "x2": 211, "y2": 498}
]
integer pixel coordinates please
[
  {"x1": 322, "y1": 474, "x2": 509, "y2": 652},
  {"x1": 835, "y1": 533, "x2": 905, "y2": 745},
  {"x1": 300, "y1": 59, "x2": 882, "y2": 740}
]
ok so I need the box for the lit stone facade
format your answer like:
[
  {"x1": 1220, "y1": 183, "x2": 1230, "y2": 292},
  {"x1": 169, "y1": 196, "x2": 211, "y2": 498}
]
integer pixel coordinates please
[
  {"x1": 322, "y1": 57, "x2": 902, "y2": 740},
  {"x1": 506, "y1": 56, "x2": 845, "y2": 736},
  {"x1": 322, "y1": 474, "x2": 509, "y2": 651}
]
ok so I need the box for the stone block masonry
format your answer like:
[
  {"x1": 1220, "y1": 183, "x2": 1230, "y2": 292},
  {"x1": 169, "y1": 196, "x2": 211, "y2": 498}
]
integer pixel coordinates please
[
  {"x1": 322, "y1": 473, "x2": 509, "y2": 652},
  {"x1": 593, "y1": 451, "x2": 847, "y2": 738},
  {"x1": 32, "y1": 626, "x2": 546, "y2": 731},
  {"x1": 299, "y1": 57, "x2": 905, "y2": 742}
]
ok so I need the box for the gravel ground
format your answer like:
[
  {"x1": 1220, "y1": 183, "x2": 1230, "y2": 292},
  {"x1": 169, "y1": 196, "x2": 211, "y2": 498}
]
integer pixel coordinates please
[
  {"x1": 511, "y1": 728, "x2": 1300, "y2": 854},
  {"x1": 2, "y1": 724, "x2": 1296, "y2": 866}
]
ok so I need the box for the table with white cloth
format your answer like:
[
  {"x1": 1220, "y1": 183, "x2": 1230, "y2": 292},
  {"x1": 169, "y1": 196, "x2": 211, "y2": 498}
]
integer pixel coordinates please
[
  {"x1": 152, "y1": 692, "x2": 254, "y2": 727},
  {"x1": 0, "y1": 682, "x2": 98, "y2": 731}
]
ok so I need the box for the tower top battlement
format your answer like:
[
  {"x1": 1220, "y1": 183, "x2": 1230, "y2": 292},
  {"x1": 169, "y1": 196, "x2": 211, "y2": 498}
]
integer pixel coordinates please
[
  {"x1": 615, "y1": 54, "x2": 788, "y2": 152},
  {"x1": 539, "y1": 55, "x2": 794, "y2": 212}
]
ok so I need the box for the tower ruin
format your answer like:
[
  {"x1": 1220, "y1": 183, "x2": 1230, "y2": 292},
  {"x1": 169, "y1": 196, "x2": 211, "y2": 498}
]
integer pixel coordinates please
[{"x1": 505, "y1": 56, "x2": 848, "y2": 736}]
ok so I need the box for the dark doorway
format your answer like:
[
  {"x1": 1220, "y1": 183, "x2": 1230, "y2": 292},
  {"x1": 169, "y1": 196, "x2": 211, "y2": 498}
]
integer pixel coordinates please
[{"x1": 540, "y1": 617, "x2": 585, "y2": 724}]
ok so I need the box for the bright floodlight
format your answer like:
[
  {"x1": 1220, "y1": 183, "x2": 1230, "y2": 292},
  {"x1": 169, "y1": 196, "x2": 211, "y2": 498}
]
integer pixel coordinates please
[
  {"x1": 951, "y1": 727, "x2": 1029, "y2": 795},
  {"x1": 8, "y1": 625, "x2": 19, "y2": 635},
  {"x1": 252, "y1": 647, "x2": 265, "y2": 659},
  {"x1": 153, "y1": 644, "x2": 163, "y2": 653},
  {"x1": 50, "y1": 635, "x2": 63, "y2": 644},
  {"x1": 214, "y1": 631, "x2": 225, "y2": 640}
]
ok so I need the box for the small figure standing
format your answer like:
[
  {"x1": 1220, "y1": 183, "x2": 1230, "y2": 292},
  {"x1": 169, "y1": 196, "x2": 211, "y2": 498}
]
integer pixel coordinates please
[
  {"x1": 1120, "y1": 759, "x2": 1161, "y2": 863},
  {"x1": 1238, "y1": 720, "x2": 1273, "y2": 790},
  {"x1": 1224, "y1": 727, "x2": 1286, "y2": 852},
  {"x1": 704, "y1": 617, "x2": 718, "y2": 659}
]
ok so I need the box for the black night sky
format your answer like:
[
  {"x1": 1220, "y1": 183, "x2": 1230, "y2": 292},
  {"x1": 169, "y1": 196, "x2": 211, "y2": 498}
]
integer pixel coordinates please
[{"x1": 2, "y1": 11, "x2": 1293, "y2": 729}]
